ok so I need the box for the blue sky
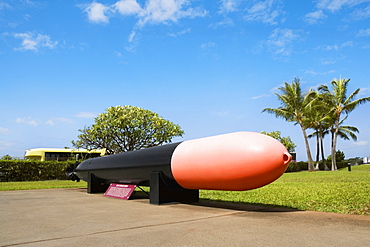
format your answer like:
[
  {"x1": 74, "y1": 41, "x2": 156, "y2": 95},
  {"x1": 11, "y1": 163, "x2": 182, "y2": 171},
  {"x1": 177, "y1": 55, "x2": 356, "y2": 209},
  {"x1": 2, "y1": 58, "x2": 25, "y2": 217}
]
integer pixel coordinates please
[{"x1": 1, "y1": 0, "x2": 369, "y2": 161}]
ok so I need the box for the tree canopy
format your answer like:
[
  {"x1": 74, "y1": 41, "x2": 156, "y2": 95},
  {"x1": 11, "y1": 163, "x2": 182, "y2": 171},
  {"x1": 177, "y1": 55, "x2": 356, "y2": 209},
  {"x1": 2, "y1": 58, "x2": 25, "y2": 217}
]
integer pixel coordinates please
[
  {"x1": 72, "y1": 105, "x2": 185, "y2": 155},
  {"x1": 263, "y1": 77, "x2": 369, "y2": 171},
  {"x1": 318, "y1": 78, "x2": 370, "y2": 170},
  {"x1": 262, "y1": 78, "x2": 315, "y2": 171},
  {"x1": 260, "y1": 131, "x2": 296, "y2": 153}
]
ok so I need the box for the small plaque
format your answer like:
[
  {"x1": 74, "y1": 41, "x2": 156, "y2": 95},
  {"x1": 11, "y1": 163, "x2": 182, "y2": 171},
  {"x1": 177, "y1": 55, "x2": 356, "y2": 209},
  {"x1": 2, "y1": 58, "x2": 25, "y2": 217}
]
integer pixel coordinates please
[{"x1": 104, "y1": 183, "x2": 136, "y2": 200}]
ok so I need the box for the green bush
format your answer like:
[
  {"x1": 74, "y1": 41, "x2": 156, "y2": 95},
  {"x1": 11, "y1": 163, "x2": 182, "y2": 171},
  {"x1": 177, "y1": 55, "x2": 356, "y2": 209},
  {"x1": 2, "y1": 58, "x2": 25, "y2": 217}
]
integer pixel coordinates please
[
  {"x1": 0, "y1": 160, "x2": 75, "y2": 182},
  {"x1": 285, "y1": 161, "x2": 308, "y2": 172},
  {"x1": 285, "y1": 161, "x2": 352, "y2": 172},
  {"x1": 336, "y1": 161, "x2": 350, "y2": 169}
]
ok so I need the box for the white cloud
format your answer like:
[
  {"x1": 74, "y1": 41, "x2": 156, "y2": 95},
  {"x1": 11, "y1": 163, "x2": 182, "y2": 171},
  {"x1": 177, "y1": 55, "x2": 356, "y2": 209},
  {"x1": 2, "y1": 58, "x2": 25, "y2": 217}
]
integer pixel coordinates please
[
  {"x1": 357, "y1": 28, "x2": 370, "y2": 37},
  {"x1": 15, "y1": 116, "x2": 74, "y2": 127},
  {"x1": 168, "y1": 27, "x2": 191, "y2": 37},
  {"x1": 252, "y1": 94, "x2": 270, "y2": 100},
  {"x1": 0, "y1": 2, "x2": 11, "y2": 10},
  {"x1": 319, "y1": 41, "x2": 353, "y2": 51},
  {"x1": 114, "y1": 50, "x2": 123, "y2": 57},
  {"x1": 16, "y1": 117, "x2": 38, "y2": 126},
  {"x1": 350, "y1": 5, "x2": 370, "y2": 20},
  {"x1": 265, "y1": 28, "x2": 301, "y2": 56},
  {"x1": 269, "y1": 83, "x2": 282, "y2": 91},
  {"x1": 321, "y1": 60, "x2": 337, "y2": 65},
  {"x1": 114, "y1": 0, "x2": 142, "y2": 15},
  {"x1": 82, "y1": 0, "x2": 206, "y2": 48},
  {"x1": 316, "y1": 0, "x2": 370, "y2": 13},
  {"x1": 84, "y1": 0, "x2": 206, "y2": 26},
  {"x1": 209, "y1": 17, "x2": 234, "y2": 29},
  {"x1": 45, "y1": 120, "x2": 55, "y2": 126},
  {"x1": 219, "y1": 0, "x2": 239, "y2": 13},
  {"x1": 46, "y1": 118, "x2": 74, "y2": 126},
  {"x1": 0, "y1": 127, "x2": 10, "y2": 134},
  {"x1": 137, "y1": 0, "x2": 207, "y2": 26},
  {"x1": 74, "y1": 112, "x2": 97, "y2": 118},
  {"x1": 358, "y1": 87, "x2": 370, "y2": 96},
  {"x1": 126, "y1": 30, "x2": 140, "y2": 51},
  {"x1": 353, "y1": 140, "x2": 369, "y2": 146},
  {"x1": 244, "y1": 0, "x2": 285, "y2": 25},
  {"x1": 304, "y1": 69, "x2": 336, "y2": 75},
  {"x1": 200, "y1": 42, "x2": 216, "y2": 49},
  {"x1": 306, "y1": 1, "x2": 370, "y2": 24},
  {"x1": 13, "y1": 32, "x2": 58, "y2": 51},
  {"x1": 304, "y1": 10, "x2": 327, "y2": 24},
  {"x1": 128, "y1": 31, "x2": 136, "y2": 42},
  {"x1": 0, "y1": 140, "x2": 16, "y2": 148},
  {"x1": 55, "y1": 118, "x2": 74, "y2": 124},
  {"x1": 84, "y1": 2, "x2": 110, "y2": 23}
]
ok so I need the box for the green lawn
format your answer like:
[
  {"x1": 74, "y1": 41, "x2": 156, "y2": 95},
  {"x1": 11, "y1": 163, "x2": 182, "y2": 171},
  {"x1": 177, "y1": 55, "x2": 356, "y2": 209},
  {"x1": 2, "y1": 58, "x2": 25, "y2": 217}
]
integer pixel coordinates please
[
  {"x1": 1, "y1": 165, "x2": 369, "y2": 215},
  {"x1": 0, "y1": 180, "x2": 87, "y2": 191},
  {"x1": 200, "y1": 165, "x2": 370, "y2": 215}
]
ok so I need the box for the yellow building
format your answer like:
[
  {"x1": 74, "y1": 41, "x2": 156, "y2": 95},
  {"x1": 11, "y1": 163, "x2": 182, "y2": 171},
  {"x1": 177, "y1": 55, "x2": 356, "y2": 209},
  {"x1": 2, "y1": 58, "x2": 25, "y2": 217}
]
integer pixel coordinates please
[{"x1": 24, "y1": 148, "x2": 105, "y2": 161}]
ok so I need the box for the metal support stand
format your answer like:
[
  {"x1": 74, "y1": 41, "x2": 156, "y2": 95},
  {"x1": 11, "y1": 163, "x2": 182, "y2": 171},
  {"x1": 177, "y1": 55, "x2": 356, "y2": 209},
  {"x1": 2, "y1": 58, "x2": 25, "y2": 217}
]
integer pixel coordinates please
[
  {"x1": 136, "y1": 186, "x2": 150, "y2": 196},
  {"x1": 87, "y1": 172, "x2": 109, "y2": 193},
  {"x1": 150, "y1": 171, "x2": 199, "y2": 205}
]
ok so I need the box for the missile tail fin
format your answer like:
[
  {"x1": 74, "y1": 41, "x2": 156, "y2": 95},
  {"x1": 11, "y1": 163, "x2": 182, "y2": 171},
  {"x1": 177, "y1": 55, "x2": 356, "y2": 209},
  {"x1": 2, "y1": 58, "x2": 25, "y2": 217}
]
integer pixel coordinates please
[{"x1": 66, "y1": 162, "x2": 80, "y2": 182}]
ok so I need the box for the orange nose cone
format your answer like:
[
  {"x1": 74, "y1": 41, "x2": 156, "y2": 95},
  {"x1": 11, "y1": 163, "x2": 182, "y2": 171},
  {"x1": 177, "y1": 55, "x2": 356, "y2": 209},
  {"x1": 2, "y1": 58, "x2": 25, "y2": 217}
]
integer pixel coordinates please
[
  {"x1": 283, "y1": 152, "x2": 292, "y2": 165},
  {"x1": 171, "y1": 131, "x2": 292, "y2": 191}
]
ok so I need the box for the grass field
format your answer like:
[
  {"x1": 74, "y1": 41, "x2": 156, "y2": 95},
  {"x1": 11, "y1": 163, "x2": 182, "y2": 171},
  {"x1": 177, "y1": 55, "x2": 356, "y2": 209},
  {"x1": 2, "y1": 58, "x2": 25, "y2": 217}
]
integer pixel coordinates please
[
  {"x1": 201, "y1": 165, "x2": 370, "y2": 215},
  {"x1": 0, "y1": 180, "x2": 88, "y2": 191},
  {"x1": 1, "y1": 165, "x2": 369, "y2": 215}
]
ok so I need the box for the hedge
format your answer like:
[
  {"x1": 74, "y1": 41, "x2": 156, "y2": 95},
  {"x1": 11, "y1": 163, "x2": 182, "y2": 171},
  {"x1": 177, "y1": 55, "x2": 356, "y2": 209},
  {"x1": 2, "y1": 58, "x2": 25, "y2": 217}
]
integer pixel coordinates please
[
  {"x1": 285, "y1": 161, "x2": 308, "y2": 172},
  {"x1": 0, "y1": 160, "x2": 76, "y2": 182},
  {"x1": 285, "y1": 161, "x2": 351, "y2": 172}
]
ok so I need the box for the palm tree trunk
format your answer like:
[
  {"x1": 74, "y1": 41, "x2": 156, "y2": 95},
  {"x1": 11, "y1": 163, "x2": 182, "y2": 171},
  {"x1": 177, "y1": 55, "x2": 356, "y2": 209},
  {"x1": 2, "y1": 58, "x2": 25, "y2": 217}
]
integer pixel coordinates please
[
  {"x1": 300, "y1": 124, "x2": 314, "y2": 171},
  {"x1": 331, "y1": 127, "x2": 338, "y2": 171},
  {"x1": 315, "y1": 134, "x2": 320, "y2": 170},
  {"x1": 331, "y1": 137, "x2": 338, "y2": 171},
  {"x1": 320, "y1": 132, "x2": 328, "y2": 170}
]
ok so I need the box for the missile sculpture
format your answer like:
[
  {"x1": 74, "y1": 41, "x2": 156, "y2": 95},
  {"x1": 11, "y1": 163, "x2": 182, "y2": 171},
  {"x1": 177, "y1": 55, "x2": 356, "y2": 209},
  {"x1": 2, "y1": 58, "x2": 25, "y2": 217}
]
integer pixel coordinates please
[{"x1": 68, "y1": 131, "x2": 292, "y2": 204}]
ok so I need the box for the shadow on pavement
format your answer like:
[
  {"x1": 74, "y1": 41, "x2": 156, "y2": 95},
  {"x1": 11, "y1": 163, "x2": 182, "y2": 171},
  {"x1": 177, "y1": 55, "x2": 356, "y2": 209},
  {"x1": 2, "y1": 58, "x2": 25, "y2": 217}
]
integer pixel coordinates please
[
  {"x1": 76, "y1": 187, "x2": 301, "y2": 212},
  {"x1": 191, "y1": 199, "x2": 301, "y2": 213}
]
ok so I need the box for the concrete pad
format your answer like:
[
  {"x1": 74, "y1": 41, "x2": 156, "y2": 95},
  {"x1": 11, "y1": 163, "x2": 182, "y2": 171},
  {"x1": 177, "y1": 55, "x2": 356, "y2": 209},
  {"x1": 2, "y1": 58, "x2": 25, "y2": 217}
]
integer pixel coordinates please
[{"x1": 0, "y1": 188, "x2": 369, "y2": 247}]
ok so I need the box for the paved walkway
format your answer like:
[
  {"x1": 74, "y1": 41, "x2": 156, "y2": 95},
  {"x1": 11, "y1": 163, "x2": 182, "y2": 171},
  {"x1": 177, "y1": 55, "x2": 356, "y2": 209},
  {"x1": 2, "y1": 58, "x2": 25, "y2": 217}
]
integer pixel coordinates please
[{"x1": 1, "y1": 188, "x2": 369, "y2": 247}]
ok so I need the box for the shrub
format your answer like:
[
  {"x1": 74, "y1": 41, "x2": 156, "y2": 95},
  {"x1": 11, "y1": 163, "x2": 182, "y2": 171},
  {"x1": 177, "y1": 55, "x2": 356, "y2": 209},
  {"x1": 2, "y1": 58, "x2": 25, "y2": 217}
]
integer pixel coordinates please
[
  {"x1": 285, "y1": 161, "x2": 308, "y2": 172},
  {"x1": 0, "y1": 160, "x2": 75, "y2": 182}
]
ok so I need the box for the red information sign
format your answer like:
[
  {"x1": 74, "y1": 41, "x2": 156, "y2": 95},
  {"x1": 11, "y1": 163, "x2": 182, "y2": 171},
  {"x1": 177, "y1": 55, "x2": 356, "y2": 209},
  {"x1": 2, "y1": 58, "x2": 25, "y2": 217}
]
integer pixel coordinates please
[{"x1": 104, "y1": 183, "x2": 136, "y2": 200}]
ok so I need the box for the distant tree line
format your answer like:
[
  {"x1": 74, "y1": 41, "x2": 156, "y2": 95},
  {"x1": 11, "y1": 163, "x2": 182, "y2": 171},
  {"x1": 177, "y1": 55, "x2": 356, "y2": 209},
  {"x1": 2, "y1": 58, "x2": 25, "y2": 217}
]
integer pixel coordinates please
[{"x1": 263, "y1": 77, "x2": 370, "y2": 171}]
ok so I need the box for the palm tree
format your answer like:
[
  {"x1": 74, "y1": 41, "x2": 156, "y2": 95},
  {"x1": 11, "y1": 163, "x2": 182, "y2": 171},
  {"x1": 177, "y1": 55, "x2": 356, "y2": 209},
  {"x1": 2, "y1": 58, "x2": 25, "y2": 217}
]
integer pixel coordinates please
[
  {"x1": 318, "y1": 78, "x2": 370, "y2": 171},
  {"x1": 305, "y1": 94, "x2": 332, "y2": 170},
  {"x1": 308, "y1": 125, "x2": 330, "y2": 171},
  {"x1": 337, "y1": 123, "x2": 359, "y2": 142},
  {"x1": 309, "y1": 118, "x2": 359, "y2": 170},
  {"x1": 263, "y1": 78, "x2": 315, "y2": 171}
]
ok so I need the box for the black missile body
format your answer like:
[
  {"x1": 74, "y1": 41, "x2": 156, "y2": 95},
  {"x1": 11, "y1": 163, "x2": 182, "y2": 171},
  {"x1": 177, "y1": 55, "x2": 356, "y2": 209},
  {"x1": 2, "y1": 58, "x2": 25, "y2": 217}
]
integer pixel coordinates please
[
  {"x1": 74, "y1": 142, "x2": 181, "y2": 186},
  {"x1": 70, "y1": 132, "x2": 292, "y2": 204}
]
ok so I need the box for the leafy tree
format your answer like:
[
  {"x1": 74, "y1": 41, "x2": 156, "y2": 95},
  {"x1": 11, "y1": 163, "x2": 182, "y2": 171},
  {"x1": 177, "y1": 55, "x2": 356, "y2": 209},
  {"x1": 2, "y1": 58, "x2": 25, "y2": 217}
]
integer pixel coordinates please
[
  {"x1": 260, "y1": 131, "x2": 296, "y2": 153},
  {"x1": 262, "y1": 78, "x2": 316, "y2": 171},
  {"x1": 318, "y1": 78, "x2": 370, "y2": 171},
  {"x1": 327, "y1": 150, "x2": 345, "y2": 163},
  {"x1": 1, "y1": 154, "x2": 13, "y2": 160},
  {"x1": 72, "y1": 105, "x2": 185, "y2": 155}
]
